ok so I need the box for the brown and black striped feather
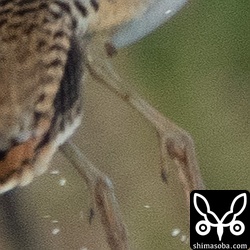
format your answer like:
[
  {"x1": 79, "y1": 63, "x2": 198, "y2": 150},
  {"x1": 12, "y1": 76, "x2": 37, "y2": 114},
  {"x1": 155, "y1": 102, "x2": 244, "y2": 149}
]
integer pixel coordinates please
[{"x1": 0, "y1": 0, "x2": 92, "y2": 192}]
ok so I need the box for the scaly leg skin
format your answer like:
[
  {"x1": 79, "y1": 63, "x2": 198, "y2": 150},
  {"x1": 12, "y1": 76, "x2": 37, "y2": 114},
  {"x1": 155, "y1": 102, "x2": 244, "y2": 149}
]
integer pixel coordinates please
[
  {"x1": 60, "y1": 142, "x2": 129, "y2": 250},
  {"x1": 85, "y1": 52, "x2": 205, "y2": 210}
]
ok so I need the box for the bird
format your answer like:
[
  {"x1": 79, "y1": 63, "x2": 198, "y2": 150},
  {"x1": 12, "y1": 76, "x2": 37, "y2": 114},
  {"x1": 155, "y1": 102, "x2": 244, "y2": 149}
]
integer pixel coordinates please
[
  {"x1": 0, "y1": 1, "x2": 203, "y2": 249},
  {"x1": 0, "y1": 0, "x2": 153, "y2": 193}
]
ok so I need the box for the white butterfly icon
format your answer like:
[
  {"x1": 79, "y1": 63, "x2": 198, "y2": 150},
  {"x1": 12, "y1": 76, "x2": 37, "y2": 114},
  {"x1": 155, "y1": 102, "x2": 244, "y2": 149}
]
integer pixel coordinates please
[{"x1": 193, "y1": 193, "x2": 247, "y2": 241}]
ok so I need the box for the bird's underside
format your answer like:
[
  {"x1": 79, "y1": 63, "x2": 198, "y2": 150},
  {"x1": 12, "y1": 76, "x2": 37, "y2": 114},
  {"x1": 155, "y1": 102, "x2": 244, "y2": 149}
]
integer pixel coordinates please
[{"x1": 0, "y1": 1, "x2": 204, "y2": 250}]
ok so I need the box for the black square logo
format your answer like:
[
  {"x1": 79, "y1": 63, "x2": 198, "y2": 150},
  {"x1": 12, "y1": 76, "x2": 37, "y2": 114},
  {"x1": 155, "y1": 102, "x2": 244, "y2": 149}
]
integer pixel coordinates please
[{"x1": 190, "y1": 190, "x2": 249, "y2": 250}]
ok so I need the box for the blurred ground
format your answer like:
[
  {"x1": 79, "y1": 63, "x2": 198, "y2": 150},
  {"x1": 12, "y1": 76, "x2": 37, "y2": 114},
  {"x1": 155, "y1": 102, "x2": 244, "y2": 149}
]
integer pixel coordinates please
[{"x1": 1, "y1": 1, "x2": 250, "y2": 249}]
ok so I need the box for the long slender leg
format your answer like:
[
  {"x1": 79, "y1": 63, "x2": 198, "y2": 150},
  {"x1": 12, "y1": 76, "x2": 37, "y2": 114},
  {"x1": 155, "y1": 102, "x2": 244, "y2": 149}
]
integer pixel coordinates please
[
  {"x1": 60, "y1": 142, "x2": 129, "y2": 250},
  {"x1": 85, "y1": 54, "x2": 205, "y2": 210}
]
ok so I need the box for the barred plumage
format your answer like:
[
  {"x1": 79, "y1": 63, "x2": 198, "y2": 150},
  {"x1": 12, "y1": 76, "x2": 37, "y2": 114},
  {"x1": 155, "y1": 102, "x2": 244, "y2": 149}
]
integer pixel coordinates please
[{"x1": 0, "y1": 0, "x2": 99, "y2": 192}]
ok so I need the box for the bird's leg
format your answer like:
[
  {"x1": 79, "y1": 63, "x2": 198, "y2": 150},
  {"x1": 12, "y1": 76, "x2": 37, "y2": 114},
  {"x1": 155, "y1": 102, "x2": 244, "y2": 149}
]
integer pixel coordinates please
[
  {"x1": 85, "y1": 55, "x2": 205, "y2": 210},
  {"x1": 60, "y1": 142, "x2": 129, "y2": 250}
]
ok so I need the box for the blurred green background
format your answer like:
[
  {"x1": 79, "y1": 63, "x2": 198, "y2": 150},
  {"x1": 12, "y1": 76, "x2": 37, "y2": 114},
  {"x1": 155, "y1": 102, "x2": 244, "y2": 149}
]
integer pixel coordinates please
[
  {"x1": 123, "y1": 0, "x2": 250, "y2": 190},
  {"x1": 1, "y1": 0, "x2": 250, "y2": 249}
]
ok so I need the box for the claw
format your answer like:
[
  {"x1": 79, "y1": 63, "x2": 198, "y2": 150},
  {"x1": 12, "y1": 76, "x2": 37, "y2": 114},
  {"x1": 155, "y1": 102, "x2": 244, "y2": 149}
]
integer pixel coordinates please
[
  {"x1": 161, "y1": 168, "x2": 168, "y2": 184},
  {"x1": 88, "y1": 207, "x2": 95, "y2": 224}
]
